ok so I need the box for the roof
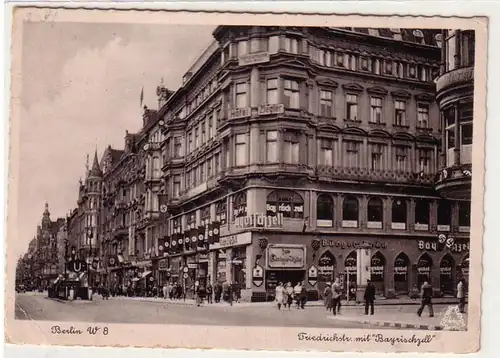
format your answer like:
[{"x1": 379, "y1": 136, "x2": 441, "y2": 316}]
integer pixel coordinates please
[
  {"x1": 336, "y1": 28, "x2": 441, "y2": 47},
  {"x1": 89, "y1": 150, "x2": 102, "y2": 177}
]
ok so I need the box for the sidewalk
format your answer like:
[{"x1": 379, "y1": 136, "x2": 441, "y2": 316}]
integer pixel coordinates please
[
  {"x1": 326, "y1": 308, "x2": 468, "y2": 331},
  {"x1": 107, "y1": 296, "x2": 463, "y2": 308}
]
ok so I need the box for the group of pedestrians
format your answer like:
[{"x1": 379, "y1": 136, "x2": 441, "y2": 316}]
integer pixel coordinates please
[{"x1": 274, "y1": 281, "x2": 308, "y2": 310}]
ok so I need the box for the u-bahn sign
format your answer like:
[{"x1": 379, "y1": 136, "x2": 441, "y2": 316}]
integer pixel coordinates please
[{"x1": 67, "y1": 259, "x2": 87, "y2": 273}]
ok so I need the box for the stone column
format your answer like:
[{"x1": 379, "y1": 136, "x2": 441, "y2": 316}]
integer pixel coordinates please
[
  {"x1": 249, "y1": 123, "x2": 260, "y2": 165},
  {"x1": 245, "y1": 244, "x2": 254, "y2": 290},
  {"x1": 250, "y1": 66, "x2": 260, "y2": 108},
  {"x1": 246, "y1": 188, "x2": 258, "y2": 215},
  {"x1": 226, "y1": 248, "x2": 233, "y2": 283}
]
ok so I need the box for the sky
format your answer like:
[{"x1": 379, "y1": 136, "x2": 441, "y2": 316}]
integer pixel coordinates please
[{"x1": 15, "y1": 22, "x2": 215, "y2": 257}]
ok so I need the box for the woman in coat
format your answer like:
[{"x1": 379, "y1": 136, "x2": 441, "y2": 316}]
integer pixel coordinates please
[
  {"x1": 275, "y1": 282, "x2": 285, "y2": 310},
  {"x1": 323, "y1": 283, "x2": 332, "y2": 310}
]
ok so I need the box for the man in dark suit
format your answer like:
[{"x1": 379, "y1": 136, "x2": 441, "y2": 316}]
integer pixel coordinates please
[{"x1": 364, "y1": 279, "x2": 376, "y2": 315}]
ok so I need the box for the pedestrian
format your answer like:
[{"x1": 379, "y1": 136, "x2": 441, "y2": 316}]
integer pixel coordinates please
[
  {"x1": 196, "y1": 284, "x2": 206, "y2": 306},
  {"x1": 457, "y1": 278, "x2": 466, "y2": 313},
  {"x1": 364, "y1": 279, "x2": 376, "y2": 315},
  {"x1": 214, "y1": 282, "x2": 222, "y2": 303},
  {"x1": 206, "y1": 282, "x2": 213, "y2": 304},
  {"x1": 234, "y1": 281, "x2": 241, "y2": 303},
  {"x1": 228, "y1": 282, "x2": 233, "y2": 306},
  {"x1": 275, "y1": 282, "x2": 285, "y2": 310},
  {"x1": 222, "y1": 281, "x2": 229, "y2": 302},
  {"x1": 162, "y1": 283, "x2": 168, "y2": 300},
  {"x1": 299, "y1": 281, "x2": 307, "y2": 309},
  {"x1": 331, "y1": 278, "x2": 342, "y2": 316},
  {"x1": 285, "y1": 282, "x2": 293, "y2": 310},
  {"x1": 417, "y1": 279, "x2": 434, "y2": 317},
  {"x1": 323, "y1": 283, "x2": 332, "y2": 311},
  {"x1": 293, "y1": 282, "x2": 302, "y2": 309}
]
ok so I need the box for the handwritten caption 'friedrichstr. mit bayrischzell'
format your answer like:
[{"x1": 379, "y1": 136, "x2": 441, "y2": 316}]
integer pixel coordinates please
[{"x1": 297, "y1": 332, "x2": 437, "y2": 347}]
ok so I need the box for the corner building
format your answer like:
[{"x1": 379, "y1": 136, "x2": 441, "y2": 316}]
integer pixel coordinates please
[{"x1": 160, "y1": 26, "x2": 471, "y2": 301}]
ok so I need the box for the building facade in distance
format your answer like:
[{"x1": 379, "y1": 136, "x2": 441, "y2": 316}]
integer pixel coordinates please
[{"x1": 157, "y1": 26, "x2": 471, "y2": 301}]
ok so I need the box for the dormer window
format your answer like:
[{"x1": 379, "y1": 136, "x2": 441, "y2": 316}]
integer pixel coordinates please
[{"x1": 413, "y1": 30, "x2": 425, "y2": 44}]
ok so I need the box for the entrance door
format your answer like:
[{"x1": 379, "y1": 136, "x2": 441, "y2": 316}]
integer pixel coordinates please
[
  {"x1": 440, "y1": 254, "x2": 454, "y2": 295},
  {"x1": 394, "y1": 253, "x2": 410, "y2": 294},
  {"x1": 370, "y1": 252, "x2": 386, "y2": 295},
  {"x1": 265, "y1": 270, "x2": 306, "y2": 299}
]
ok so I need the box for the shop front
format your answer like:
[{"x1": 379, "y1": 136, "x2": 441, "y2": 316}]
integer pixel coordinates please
[{"x1": 246, "y1": 232, "x2": 470, "y2": 299}]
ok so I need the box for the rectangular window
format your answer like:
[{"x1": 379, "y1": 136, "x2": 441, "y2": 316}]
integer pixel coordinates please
[
  {"x1": 235, "y1": 134, "x2": 247, "y2": 166},
  {"x1": 346, "y1": 94, "x2": 358, "y2": 121},
  {"x1": 208, "y1": 119, "x2": 213, "y2": 139},
  {"x1": 266, "y1": 79, "x2": 279, "y2": 105},
  {"x1": 199, "y1": 162, "x2": 205, "y2": 182},
  {"x1": 201, "y1": 121, "x2": 206, "y2": 143},
  {"x1": 336, "y1": 52, "x2": 344, "y2": 67},
  {"x1": 320, "y1": 90, "x2": 334, "y2": 117},
  {"x1": 370, "y1": 97, "x2": 383, "y2": 123},
  {"x1": 283, "y1": 79, "x2": 300, "y2": 109},
  {"x1": 320, "y1": 139, "x2": 333, "y2": 166},
  {"x1": 284, "y1": 37, "x2": 299, "y2": 54},
  {"x1": 371, "y1": 144, "x2": 383, "y2": 170},
  {"x1": 235, "y1": 83, "x2": 248, "y2": 108},
  {"x1": 461, "y1": 123, "x2": 473, "y2": 145},
  {"x1": 188, "y1": 132, "x2": 193, "y2": 152},
  {"x1": 447, "y1": 130, "x2": 455, "y2": 149},
  {"x1": 207, "y1": 157, "x2": 212, "y2": 177},
  {"x1": 372, "y1": 58, "x2": 380, "y2": 74},
  {"x1": 283, "y1": 132, "x2": 300, "y2": 164},
  {"x1": 266, "y1": 131, "x2": 278, "y2": 163},
  {"x1": 214, "y1": 153, "x2": 220, "y2": 174},
  {"x1": 173, "y1": 137, "x2": 182, "y2": 158},
  {"x1": 238, "y1": 41, "x2": 248, "y2": 56},
  {"x1": 394, "y1": 100, "x2": 406, "y2": 126},
  {"x1": 395, "y1": 147, "x2": 407, "y2": 171},
  {"x1": 419, "y1": 149, "x2": 431, "y2": 173},
  {"x1": 348, "y1": 54, "x2": 357, "y2": 70},
  {"x1": 417, "y1": 103, "x2": 430, "y2": 128},
  {"x1": 195, "y1": 127, "x2": 200, "y2": 148},
  {"x1": 268, "y1": 36, "x2": 279, "y2": 53},
  {"x1": 345, "y1": 141, "x2": 359, "y2": 168}
]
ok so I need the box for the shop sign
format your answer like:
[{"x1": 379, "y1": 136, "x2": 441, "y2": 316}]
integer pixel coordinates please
[
  {"x1": 187, "y1": 263, "x2": 197, "y2": 269},
  {"x1": 319, "y1": 266, "x2": 334, "y2": 275},
  {"x1": 268, "y1": 246, "x2": 305, "y2": 269},
  {"x1": 252, "y1": 264, "x2": 264, "y2": 287},
  {"x1": 440, "y1": 267, "x2": 452, "y2": 276},
  {"x1": 417, "y1": 266, "x2": 430, "y2": 274},
  {"x1": 234, "y1": 212, "x2": 283, "y2": 229},
  {"x1": 342, "y1": 220, "x2": 358, "y2": 228},
  {"x1": 308, "y1": 265, "x2": 318, "y2": 286},
  {"x1": 258, "y1": 103, "x2": 285, "y2": 116},
  {"x1": 219, "y1": 232, "x2": 252, "y2": 249},
  {"x1": 158, "y1": 259, "x2": 168, "y2": 270},
  {"x1": 367, "y1": 221, "x2": 382, "y2": 229},
  {"x1": 228, "y1": 107, "x2": 251, "y2": 120},
  {"x1": 391, "y1": 222, "x2": 406, "y2": 230},
  {"x1": 321, "y1": 240, "x2": 388, "y2": 250},
  {"x1": 239, "y1": 52, "x2": 270, "y2": 66},
  {"x1": 394, "y1": 266, "x2": 408, "y2": 275},
  {"x1": 267, "y1": 203, "x2": 304, "y2": 215},
  {"x1": 370, "y1": 266, "x2": 384, "y2": 275},
  {"x1": 418, "y1": 238, "x2": 470, "y2": 253}
]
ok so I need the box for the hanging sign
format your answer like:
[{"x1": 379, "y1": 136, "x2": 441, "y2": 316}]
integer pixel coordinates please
[
  {"x1": 252, "y1": 264, "x2": 264, "y2": 287},
  {"x1": 308, "y1": 265, "x2": 318, "y2": 286}
]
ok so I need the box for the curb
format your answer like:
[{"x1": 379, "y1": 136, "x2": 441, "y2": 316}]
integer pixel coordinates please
[
  {"x1": 46, "y1": 297, "x2": 95, "y2": 304},
  {"x1": 326, "y1": 316, "x2": 443, "y2": 330}
]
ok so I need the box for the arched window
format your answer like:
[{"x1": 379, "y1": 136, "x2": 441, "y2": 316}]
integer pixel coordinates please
[
  {"x1": 417, "y1": 252, "x2": 433, "y2": 288},
  {"x1": 391, "y1": 199, "x2": 407, "y2": 230},
  {"x1": 200, "y1": 206, "x2": 211, "y2": 226},
  {"x1": 437, "y1": 200, "x2": 452, "y2": 231},
  {"x1": 460, "y1": 254, "x2": 470, "y2": 282},
  {"x1": 394, "y1": 252, "x2": 410, "y2": 293},
  {"x1": 342, "y1": 196, "x2": 359, "y2": 228},
  {"x1": 344, "y1": 251, "x2": 357, "y2": 285},
  {"x1": 370, "y1": 252, "x2": 386, "y2": 292},
  {"x1": 440, "y1": 253, "x2": 455, "y2": 294},
  {"x1": 318, "y1": 251, "x2": 336, "y2": 291},
  {"x1": 316, "y1": 194, "x2": 334, "y2": 227},
  {"x1": 458, "y1": 201, "x2": 471, "y2": 228},
  {"x1": 415, "y1": 199, "x2": 430, "y2": 230},
  {"x1": 215, "y1": 200, "x2": 227, "y2": 225},
  {"x1": 266, "y1": 190, "x2": 304, "y2": 219},
  {"x1": 367, "y1": 197, "x2": 383, "y2": 228},
  {"x1": 232, "y1": 192, "x2": 247, "y2": 218}
]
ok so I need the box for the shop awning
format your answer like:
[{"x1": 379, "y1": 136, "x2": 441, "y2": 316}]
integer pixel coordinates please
[{"x1": 141, "y1": 271, "x2": 152, "y2": 278}]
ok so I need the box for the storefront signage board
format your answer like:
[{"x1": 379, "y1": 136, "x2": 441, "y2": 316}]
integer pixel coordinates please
[
  {"x1": 267, "y1": 245, "x2": 306, "y2": 269},
  {"x1": 321, "y1": 239, "x2": 387, "y2": 249},
  {"x1": 234, "y1": 213, "x2": 283, "y2": 229},
  {"x1": 219, "y1": 232, "x2": 252, "y2": 249},
  {"x1": 238, "y1": 52, "x2": 270, "y2": 66}
]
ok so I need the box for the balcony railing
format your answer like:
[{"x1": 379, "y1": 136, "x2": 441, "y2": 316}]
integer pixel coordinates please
[{"x1": 316, "y1": 166, "x2": 434, "y2": 185}]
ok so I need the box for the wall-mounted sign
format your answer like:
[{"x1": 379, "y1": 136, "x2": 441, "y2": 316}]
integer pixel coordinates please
[
  {"x1": 228, "y1": 107, "x2": 251, "y2": 120},
  {"x1": 234, "y1": 213, "x2": 283, "y2": 229},
  {"x1": 258, "y1": 104, "x2": 285, "y2": 116},
  {"x1": 321, "y1": 240, "x2": 388, "y2": 250},
  {"x1": 219, "y1": 232, "x2": 252, "y2": 249},
  {"x1": 158, "y1": 259, "x2": 168, "y2": 270},
  {"x1": 418, "y1": 238, "x2": 470, "y2": 253},
  {"x1": 267, "y1": 204, "x2": 303, "y2": 215},
  {"x1": 267, "y1": 246, "x2": 305, "y2": 269},
  {"x1": 308, "y1": 265, "x2": 318, "y2": 286},
  {"x1": 238, "y1": 52, "x2": 270, "y2": 66},
  {"x1": 252, "y1": 264, "x2": 264, "y2": 287}
]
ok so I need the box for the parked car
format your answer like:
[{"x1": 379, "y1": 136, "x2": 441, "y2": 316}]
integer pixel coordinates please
[{"x1": 15, "y1": 284, "x2": 26, "y2": 293}]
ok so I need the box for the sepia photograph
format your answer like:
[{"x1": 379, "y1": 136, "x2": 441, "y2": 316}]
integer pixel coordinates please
[{"x1": 5, "y1": 7, "x2": 486, "y2": 353}]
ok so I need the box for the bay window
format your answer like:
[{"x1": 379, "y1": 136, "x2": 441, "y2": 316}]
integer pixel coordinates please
[
  {"x1": 235, "y1": 134, "x2": 248, "y2": 166},
  {"x1": 283, "y1": 132, "x2": 300, "y2": 164},
  {"x1": 319, "y1": 139, "x2": 333, "y2": 166},
  {"x1": 284, "y1": 79, "x2": 300, "y2": 109},
  {"x1": 266, "y1": 79, "x2": 278, "y2": 105},
  {"x1": 266, "y1": 130, "x2": 278, "y2": 163},
  {"x1": 235, "y1": 83, "x2": 248, "y2": 108}
]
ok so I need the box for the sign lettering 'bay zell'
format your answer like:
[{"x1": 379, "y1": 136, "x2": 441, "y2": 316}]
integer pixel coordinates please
[{"x1": 7, "y1": 7, "x2": 485, "y2": 355}]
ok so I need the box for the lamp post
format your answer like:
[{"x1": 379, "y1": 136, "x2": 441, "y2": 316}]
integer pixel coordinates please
[{"x1": 87, "y1": 228, "x2": 93, "y2": 299}]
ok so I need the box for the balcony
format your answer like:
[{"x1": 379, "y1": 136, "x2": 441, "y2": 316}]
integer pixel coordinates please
[
  {"x1": 434, "y1": 163, "x2": 472, "y2": 200},
  {"x1": 316, "y1": 166, "x2": 434, "y2": 185},
  {"x1": 435, "y1": 66, "x2": 474, "y2": 99}
]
